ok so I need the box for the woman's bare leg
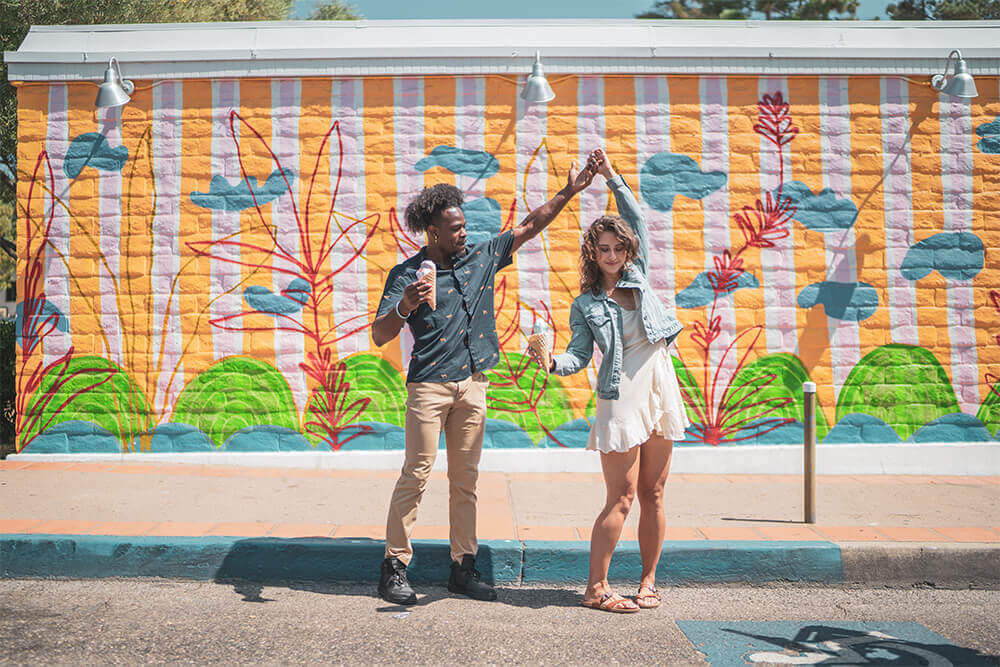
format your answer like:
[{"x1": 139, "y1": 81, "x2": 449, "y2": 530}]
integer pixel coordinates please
[
  {"x1": 636, "y1": 434, "x2": 674, "y2": 591},
  {"x1": 583, "y1": 447, "x2": 640, "y2": 604}
]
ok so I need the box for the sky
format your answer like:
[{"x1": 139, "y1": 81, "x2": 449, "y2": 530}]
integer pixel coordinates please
[{"x1": 293, "y1": 0, "x2": 891, "y2": 21}]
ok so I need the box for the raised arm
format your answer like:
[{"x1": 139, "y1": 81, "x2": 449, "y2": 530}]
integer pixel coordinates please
[
  {"x1": 510, "y1": 151, "x2": 600, "y2": 254},
  {"x1": 595, "y1": 149, "x2": 649, "y2": 276}
]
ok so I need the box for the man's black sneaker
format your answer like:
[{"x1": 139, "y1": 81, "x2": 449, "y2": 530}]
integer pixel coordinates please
[
  {"x1": 378, "y1": 557, "x2": 417, "y2": 605},
  {"x1": 447, "y1": 555, "x2": 498, "y2": 601}
]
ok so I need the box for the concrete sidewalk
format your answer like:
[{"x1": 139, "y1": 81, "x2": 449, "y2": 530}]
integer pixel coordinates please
[{"x1": 1, "y1": 460, "x2": 998, "y2": 587}]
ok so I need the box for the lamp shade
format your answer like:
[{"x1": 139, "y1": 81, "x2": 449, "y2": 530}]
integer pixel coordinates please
[
  {"x1": 931, "y1": 50, "x2": 978, "y2": 99},
  {"x1": 521, "y1": 52, "x2": 555, "y2": 104},
  {"x1": 94, "y1": 58, "x2": 134, "y2": 108}
]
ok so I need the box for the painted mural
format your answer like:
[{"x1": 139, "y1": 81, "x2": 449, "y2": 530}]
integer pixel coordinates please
[{"x1": 14, "y1": 74, "x2": 1000, "y2": 453}]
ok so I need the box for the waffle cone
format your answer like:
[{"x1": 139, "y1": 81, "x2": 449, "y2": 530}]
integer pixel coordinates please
[
  {"x1": 419, "y1": 270, "x2": 436, "y2": 310},
  {"x1": 528, "y1": 332, "x2": 552, "y2": 375}
]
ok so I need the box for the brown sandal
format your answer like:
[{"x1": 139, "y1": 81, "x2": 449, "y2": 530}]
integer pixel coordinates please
[
  {"x1": 580, "y1": 591, "x2": 640, "y2": 614},
  {"x1": 635, "y1": 585, "x2": 661, "y2": 609}
]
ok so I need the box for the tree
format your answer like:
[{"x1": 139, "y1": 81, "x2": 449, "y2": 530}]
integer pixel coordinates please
[
  {"x1": 0, "y1": 0, "x2": 360, "y2": 289},
  {"x1": 309, "y1": 1, "x2": 360, "y2": 20},
  {"x1": 636, "y1": 0, "x2": 857, "y2": 19},
  {"x1": 887, "y1": 0, "x2": 1000, "y2": 18}
]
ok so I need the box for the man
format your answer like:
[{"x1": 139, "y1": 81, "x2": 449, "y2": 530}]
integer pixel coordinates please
[{"x1": 372, "y1": 151, "x2": 601, "y2": 605}]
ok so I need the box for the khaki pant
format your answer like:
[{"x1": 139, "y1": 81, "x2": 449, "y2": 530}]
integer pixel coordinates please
[{"x1": 385, "y1": 372, "x2": 489, "y2": 565}]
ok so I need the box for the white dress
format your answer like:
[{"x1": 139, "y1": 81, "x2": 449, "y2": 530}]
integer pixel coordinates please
[{"x1": 587, "y1": 306, "x2": 691, "y2": 453}]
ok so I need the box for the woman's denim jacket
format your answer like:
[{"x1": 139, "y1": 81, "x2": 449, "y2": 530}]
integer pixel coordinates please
[{"x1": 552, "y1": 175, "x2": 683, "y2": 400}]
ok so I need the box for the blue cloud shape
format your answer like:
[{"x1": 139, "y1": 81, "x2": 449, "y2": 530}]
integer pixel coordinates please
[
  {"x1": 823, "y1": 413, "x2": 902, "y2": 444},
  {"x1": 16, "y1": 299, "x2": 69, "y2": 348},
  {"x1": 415, "y1": 145, "x2": 500, "y2": 180},
  {"x1": 461, "y1": 197, "x2": 502, "y2": 244},
  {"x1": 64, "y1": 132, "x2": 129, "y2": 179},
  {"x1": 777, "y1": 180, "x2": 858, "y2": 231},
  {"x1": 190, "y1": 168, "x2": 295, "y2": 212},
  {"x1": 639, "y1": 152, "x2": 727, "y2": 212},
  {"x1": 974, "y1": 116, "x2": 1000, "y2": 154},
  {"x1": 909, "y1": 412, "x2": 992, "y2": 443},
  {"x1": 797, "y1": 280, "x2": 878, "y2": 321},
  {"x1": 900, "y1": 231, "x2": 983, "y2": 282},
  {"x1": 675, "y1": 270, "x2": 759, "y2": 309},
  {"x1": 244, "y1": 278, "x2": 311, "y2": 316}
]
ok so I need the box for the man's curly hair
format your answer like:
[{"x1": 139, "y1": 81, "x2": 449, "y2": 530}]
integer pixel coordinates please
[{"x1": 403, "y1": 183, "x2": 464, "y2": 234}]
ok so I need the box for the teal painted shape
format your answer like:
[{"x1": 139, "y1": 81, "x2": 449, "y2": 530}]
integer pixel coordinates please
[
  {"x1": 461, "y1": 197, "x2": 502, "y2": 244},
  {"x1": 521, "y1": 540, "x2": 843, "y2": 585},
  {"x1": 244, "y1": 278, "x2": 312, "y2": 316},
  {"x1": 724, "y1": 419, "x2": 803, "y2": 446},
  {"x1": 675, "y1": 270, "x2": 759, "y2": 308},
  {"x1": 777, "y1": 180, "x2": 858, "y2": 231},
  {"x1": 189, "y1": 168, "x2": 294, "y2": 211},
  {"x1": 797, "y1": 280, "x2": 878, "y2": 321},
  {"x1": 975, "y1": 116, "x2": 1000, "y2": 154},
  {"x1": 64, "y1": 132, "x2": 128, "y2": 178},
  {"x1": 142, "y1": 423, "x2": 215, "y2": 452},
  {"x1": 676, "y1": 621, "x2": 988, "y2": 667},
  {"x1": 900, "y1": 231, "x2": 984, "y2": 281},
  {"x1": 22, "y1": 420, "x2": 120, "y2": 453},
  {"x1": 16, "y1": 299, "x2": 69, "y2": 348},
  {"x1": 415, "y1": 145, "x2": 499, "y2": 179},
  {"x1": 337, "y1": 422, "x2": 402, "y2": 450},
  {"x1": 538, "y1": 418, "x2": 591, "y2": 448},
  {"x1": 909, "y1": 412, "x2": 992, "y2": 443},
  {"x1": 221, "y1": 425, "x2": 315, "y2": 451},
  {"x1": 0, "y1": 536, "x2": 523, "y2": 585},
  {"x1": 483, "y1": 418, "x2": 534, "y2": 448},
  {"x1": 639, "y1": 152, "x2": 727, "y2": 211},
  {"x1": 824, "y1": 413, "x2": 903, "y2": 444}
]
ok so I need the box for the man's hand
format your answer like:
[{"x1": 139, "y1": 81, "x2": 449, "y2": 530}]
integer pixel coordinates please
[
  {"x1": 399, "y1": 279, "x2": 433, "y2": 317},
  {"x1": 566, "y1": 150, "x2": 600, "y2": 195}
]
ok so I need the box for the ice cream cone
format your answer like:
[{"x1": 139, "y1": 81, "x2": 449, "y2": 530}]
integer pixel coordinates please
[
  {"x1": 528, "y1": 330, "x2": 552, "y2": 376},
  {"x1": 417, "y1": 260, "x2": 436, "y2": 310}
]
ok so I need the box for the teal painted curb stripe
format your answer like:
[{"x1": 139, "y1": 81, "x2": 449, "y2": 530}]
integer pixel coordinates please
[
  {"x1": 521, "y1": 540, "x2": 844, "y2": 584},
  {"x1": 1, "y1": 536, "x2": 842, "y2": 586},
  {"x1": 0, "y1": 535, "x2": 522, "y2": 585}
]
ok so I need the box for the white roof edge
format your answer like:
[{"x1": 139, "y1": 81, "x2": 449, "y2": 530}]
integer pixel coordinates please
[{"x1": 6, "y1": 19, "x2": 1000, "y2": 81}]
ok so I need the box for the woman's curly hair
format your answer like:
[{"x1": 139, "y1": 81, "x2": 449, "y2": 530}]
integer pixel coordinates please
[
  {"x1": 403, "y1": 183, "x2": 464, "y2": 234},
  {"x1": 579, "y1": 215, "x2": 639, "y2": 293}
]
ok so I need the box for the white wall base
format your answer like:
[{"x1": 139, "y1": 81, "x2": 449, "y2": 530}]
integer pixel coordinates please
[{"x1": 7, "y1": 443, "x2": 999, "y2": 475}]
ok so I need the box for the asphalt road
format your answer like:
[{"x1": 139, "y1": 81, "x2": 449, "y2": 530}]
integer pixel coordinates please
[{"x1": 1, "y1": 580, "x2": 998, "y2": 664}]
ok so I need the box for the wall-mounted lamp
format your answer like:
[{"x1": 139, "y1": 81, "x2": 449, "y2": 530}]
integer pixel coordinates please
[
  {"x1": 521, "y1": 51, "x2": 555, "y2": 104},
  {"x1": 931, "y1": 49, "x2": 978, "y2": 99},
  {"x1": 94, "y1": 57, "x2": 134, "y2": 108}
]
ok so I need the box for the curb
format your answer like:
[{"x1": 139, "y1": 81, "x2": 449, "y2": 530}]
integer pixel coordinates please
[{"x1": 3, "y1": 534, "x2": 995, "y2": 588}]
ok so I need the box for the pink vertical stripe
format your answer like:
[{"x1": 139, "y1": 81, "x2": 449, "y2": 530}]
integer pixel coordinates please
[
  {"x1": 940, "y1": 95, "x2": 979, "y2": 413},
  {"x1": 393, "y1": 77, "x2": 424, "y2": 372},
  {"x1": 151, "y1": 81, "x2": 184, "y2": 417},
  {"x1": 331, "y1": 78, "x2": 369, "y2": 358},
  {"x1": 42, "y1": 84, "x2": 72, "y2": 366},
  {"x1": 97, "y1": 104, "x2": 123, "y2": 366},
  {"x1": 880, "y1": 77, "x2": 919, "y2": 345},
  {"x1": 210, "y1": 79, "x2": 241, "y2": 360},
  {"x1": 758, "y1": 77, "x2": 797, "y2": 355},
  {"x1": 272, "y1": 78, "x2": 307, "y2": 413},
  {"x1": 515, "y1": 82, "x2": 549, "y2": 353}
]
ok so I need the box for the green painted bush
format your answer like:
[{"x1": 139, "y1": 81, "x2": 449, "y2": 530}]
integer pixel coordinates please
[
  {"x1": 836, "y1": 344, "x2": 960, "y2": 441},
  {"x1": 728, "y1": 352, "x2": 830, "y2": 441},
  {"x1": 485, "y1": 352, "x2": 575, "y2": 445},
  {"x1": 171, "y1": 356, "x2": 299, "y2": 448},
  {"x1": 976, "y1": 385, "x2": 1000, "y2": 436}
]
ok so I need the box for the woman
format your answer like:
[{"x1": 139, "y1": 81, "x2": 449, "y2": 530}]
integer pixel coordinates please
[{"x1": 532, "y1": 149, "x2": 689, "y2": 613}]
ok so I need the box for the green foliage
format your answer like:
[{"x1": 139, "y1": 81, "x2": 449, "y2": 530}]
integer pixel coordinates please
[
  {"x1": 485, "y1": 352, "x2": 575, "y2": 445},
  {"x1": 636, "y1": 0, "x2": 857, "y2": 18},
  {"x1": 171, "y1": 356, "x2": 300, "y2": 448},
  {"x1": 0, "y1": 199, "x2": 12, "y2": 290},
  {"x1": 728, "y1": 352, "x2": 830, "y2": 440},
  {"x1": 836, "y1": 344, "x2": 960, "y2": 441},
  {"x1": 308, "y1": 0, "x2": 361, "y2": 20},
  {"x1": 302, "y1": 353, "x2": 406, "y2": 446},
  {"x1": 671, "y1": 354, "x2": 706, "y2": 426},
  {"x1": 21, "y1": 355, "x2": 151, "y2": 450},
  {"x1": 886, "y1": 0, "x2": 999, "y2": 18},
  {"x1": 0, "y1": 318, "x2": 13, "y2": 451},
  {"x1": 976, "y1": 385, "x2": 1000, "y2": 436}
]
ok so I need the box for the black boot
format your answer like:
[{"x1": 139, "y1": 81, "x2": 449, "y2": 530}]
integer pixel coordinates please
[
  {"x1": 378, "y1": 557, "x2": 417, "y2": 605},
  {"x1": 447, "y1": 555, "x2": 497, "y2": 601}
]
